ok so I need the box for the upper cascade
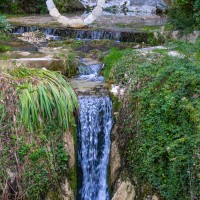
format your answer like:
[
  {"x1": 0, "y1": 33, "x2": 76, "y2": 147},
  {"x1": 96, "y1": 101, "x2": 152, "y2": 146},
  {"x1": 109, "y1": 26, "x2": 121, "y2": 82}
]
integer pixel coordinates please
[{"x1": 81, "y1": 0, "x2": 167, "y2": 12}]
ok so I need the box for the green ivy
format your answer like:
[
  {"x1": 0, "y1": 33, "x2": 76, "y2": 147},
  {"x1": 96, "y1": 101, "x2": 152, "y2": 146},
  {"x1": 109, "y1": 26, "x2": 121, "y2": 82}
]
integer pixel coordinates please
[{"x1": 105, "y1": 46, "x2": 200, "y2": 199}]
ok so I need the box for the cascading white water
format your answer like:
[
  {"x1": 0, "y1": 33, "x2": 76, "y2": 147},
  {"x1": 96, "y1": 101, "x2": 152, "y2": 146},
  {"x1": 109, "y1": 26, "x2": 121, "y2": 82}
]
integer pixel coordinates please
[
  {"x1": 77, "y1": 96, "x2": 113, "y2": 200},
  {"x1": 78, "y1": 63, "x2": 105, "y2": 82},
  {"x1": 78, "y1": 64, "x2": 102, "y2": 75}
]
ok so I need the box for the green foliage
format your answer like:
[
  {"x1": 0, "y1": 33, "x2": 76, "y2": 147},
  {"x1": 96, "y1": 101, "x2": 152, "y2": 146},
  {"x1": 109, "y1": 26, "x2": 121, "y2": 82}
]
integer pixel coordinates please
[
  {"x1": 0, "y1": 44, "x2": 12, "y2": 52},
  {"x1": 20, "y1": 0, "x2": 48, "y2": 14},
  {"x1": 54, "y1": 0, "x2": 84, "y2": 12},
  {"x1": 56, "y1": 51, "x2": 78, "y2": 77},
  {"x1": 0, "y1": 0, "x2": 12, "y2": 13},
  {"x1": 4, "y1": 67, "x2": 78, "y2": 131},
  {"x1": 0, "y1": 16, "x2": 11, "y2": 31},
  {"x1": 0, "y1": 67, "x2": 77, "y2": 199},
  {"x1": 0, "y1": 31, "x2": 11, "y2": 41},
  {"x1": 169, "y1": 0, "x2": 200, "y2": 30},
  {"x1": 106, "y1": 46, "x2": 200, "y2": 199},
  {"x1": 103, "y1": 48, "x2": 123, "y2": 81},
  {"x1": 16, "y1": 124, "x2": 68, "y2": 200},
  {"x1": 0, "y1": 0, "x2": 84, "y2": 14},
  {"x1": 0, "y1": 0, "x2": 46, "y2": 14},
  {"x1": 168, "y1": 39, "x2": 200, "y2": 61}
]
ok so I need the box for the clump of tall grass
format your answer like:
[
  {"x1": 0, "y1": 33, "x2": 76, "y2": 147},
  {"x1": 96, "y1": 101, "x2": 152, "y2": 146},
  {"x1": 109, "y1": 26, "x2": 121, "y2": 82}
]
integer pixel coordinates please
[{"x1": 0, "y1": 66, "x2": 78, "y2": 132}]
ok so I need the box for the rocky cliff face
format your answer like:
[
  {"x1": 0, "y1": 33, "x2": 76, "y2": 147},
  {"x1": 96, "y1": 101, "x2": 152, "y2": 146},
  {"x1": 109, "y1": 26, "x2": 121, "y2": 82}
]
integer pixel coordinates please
[{"x1": 81, "y1": 0, "x2": 167, "y2": 12}]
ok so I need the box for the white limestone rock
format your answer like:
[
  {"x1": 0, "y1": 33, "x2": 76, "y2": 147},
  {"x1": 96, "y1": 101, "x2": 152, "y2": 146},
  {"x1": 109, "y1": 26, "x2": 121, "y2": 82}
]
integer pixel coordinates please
[
  {"x1": 112, "y1": 180, "x2": 136, "y2": 200},
  {"x1": 111, "y1": 85, "x2": 125, "y2": 97},
  {"x1": 49, "y1": 7, "x2": 61, "y2": 18},
  {"x1": 168, "y1": 51, "x2": 185, "y2": 58}
]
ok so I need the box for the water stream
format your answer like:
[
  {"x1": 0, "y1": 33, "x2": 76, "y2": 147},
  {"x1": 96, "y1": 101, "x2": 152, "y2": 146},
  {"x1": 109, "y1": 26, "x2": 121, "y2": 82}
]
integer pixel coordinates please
[
  {"x1": 76, "y1": 60, "x2": 113, "y2": 200},
  {"x1": 12, "y1": 26, "x2": 149, "y2": 43}
]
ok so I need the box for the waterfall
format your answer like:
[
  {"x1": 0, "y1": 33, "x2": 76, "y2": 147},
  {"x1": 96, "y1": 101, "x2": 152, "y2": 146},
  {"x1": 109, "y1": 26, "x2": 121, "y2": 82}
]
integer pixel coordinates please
[
  {"x1": 78, "y1": 63, "x2": 104, "y2": 82},
  {"x1": 77, "y1": 96, "x2": 113, "y2": 200},
  {"x1": 78, "y1": 64, "x2": 102, "y2": 75}
]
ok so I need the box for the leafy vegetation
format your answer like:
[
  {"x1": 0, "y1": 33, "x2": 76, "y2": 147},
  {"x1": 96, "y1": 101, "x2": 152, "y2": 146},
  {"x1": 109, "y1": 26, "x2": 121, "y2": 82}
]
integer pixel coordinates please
[
  {"x1": 3, "y1": 67, "x2": 78, "y2": 131},
  {"x1": 103, "y1": 48, "x2": 123, "y2": 80},
  {"x1": 168, "y1": 0, "x2": 200, "y2": 30},
  {"x1": 0, "y1": 0, "x2": 84, "y2": 14},
  {"x1": 0, "y1": 44, "x2": 12, "y2": 52},
  {"x1": 0, "y1": 67, "x2": 78, "y2": 199},
  {"x1": 0, "y1": 15, "x2": 11, "y2": 31},
  {"x1": 104, "y1": 44, "x2": 200, "y2": 200}
]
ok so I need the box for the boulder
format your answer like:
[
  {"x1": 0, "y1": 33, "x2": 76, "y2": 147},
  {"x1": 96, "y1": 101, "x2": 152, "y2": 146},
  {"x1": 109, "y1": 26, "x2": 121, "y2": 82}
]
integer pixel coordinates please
[{"x1": 112, "y1": 179, "x2": 136, "y2": 200}]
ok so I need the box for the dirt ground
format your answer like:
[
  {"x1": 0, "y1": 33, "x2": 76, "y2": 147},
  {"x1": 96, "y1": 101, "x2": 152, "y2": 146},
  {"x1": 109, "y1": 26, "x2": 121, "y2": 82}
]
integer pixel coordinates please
[{"x1": 8, "y1": 14, "x2": 167, "y2": 30}]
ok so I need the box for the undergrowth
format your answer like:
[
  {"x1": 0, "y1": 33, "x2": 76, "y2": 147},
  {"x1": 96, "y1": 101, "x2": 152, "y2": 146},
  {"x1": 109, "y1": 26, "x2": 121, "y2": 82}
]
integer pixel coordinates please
[
  {"x1": 0, "y1": 67, "x2": 78, "y2": 199},
  {"x1": 104, "y1": 45, "x2": 200, "y2": 200}
]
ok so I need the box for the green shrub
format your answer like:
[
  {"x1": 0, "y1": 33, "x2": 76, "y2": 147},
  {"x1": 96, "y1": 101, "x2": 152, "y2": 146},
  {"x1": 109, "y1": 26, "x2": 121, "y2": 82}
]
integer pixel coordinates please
[
  {"x1": 0, "y1": 0, "x2": 84, "y2": 14},
  {"x1": 107, "y1": 47, "x2": 200, "y2": 199},
  {"x1": 54, "y1": 0, "x2": 84, "y2": 12},
  {"x1": 168, "y1": 0, "x2": 200, "y2": 30},
  {"x1": 0, "y1": 16, "x2": 11, "y2": 31}
]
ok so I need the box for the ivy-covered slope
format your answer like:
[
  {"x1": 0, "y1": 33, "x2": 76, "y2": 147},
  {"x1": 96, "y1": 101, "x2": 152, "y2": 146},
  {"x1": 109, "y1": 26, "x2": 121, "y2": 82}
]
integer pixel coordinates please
[{"x1": 104, "y1": 43, "x2": 200, "y2": 200}]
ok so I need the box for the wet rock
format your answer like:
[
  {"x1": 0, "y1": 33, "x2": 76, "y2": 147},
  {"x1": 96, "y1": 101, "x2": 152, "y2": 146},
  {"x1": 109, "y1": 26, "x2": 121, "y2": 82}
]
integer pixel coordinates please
[
  {"x1": 112, "y1": 179, "x2": 136, "y2": 200},
  {"x1": 17, "y1": 31, "x2": 47, "y2": 44},
  {"x1": 79, "y1": 57, "x2": 101, "y2": 66}
]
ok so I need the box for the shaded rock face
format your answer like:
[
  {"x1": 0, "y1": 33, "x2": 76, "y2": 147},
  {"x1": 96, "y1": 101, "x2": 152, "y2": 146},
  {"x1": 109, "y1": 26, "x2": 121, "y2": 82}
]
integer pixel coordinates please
[
  {"x1": 109, "y1": 118, "x2": 136, "y2": 200},
  {"x1": 110, "y1": 140, "x2": 121, "y2": 185}
]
